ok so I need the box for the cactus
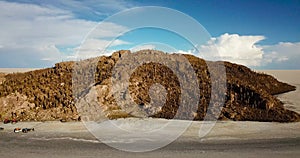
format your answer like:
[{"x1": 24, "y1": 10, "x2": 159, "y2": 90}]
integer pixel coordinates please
[{"x1": 0, "y1": 50, "x2": 298, "y2": 122}]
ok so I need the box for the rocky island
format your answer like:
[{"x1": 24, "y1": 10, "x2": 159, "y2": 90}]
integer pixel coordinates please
[{"x1": 0, "y1": 50, "x2": 299, "y2": 122}]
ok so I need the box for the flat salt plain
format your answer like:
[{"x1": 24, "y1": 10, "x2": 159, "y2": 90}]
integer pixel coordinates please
[{"x1": 0, "y1": 68, "x2": 299, "y2": 157}]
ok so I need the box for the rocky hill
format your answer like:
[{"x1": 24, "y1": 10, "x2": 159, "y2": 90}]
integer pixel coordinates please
[{"x1": 0, "y1": 50, "x2": 299, "y2": 122}]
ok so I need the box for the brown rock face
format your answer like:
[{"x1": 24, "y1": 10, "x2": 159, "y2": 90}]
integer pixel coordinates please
[{"x1": 0, "y1": 50, "x2": 299, "y2": 122}]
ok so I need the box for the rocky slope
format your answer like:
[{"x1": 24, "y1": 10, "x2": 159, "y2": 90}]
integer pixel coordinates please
[{"x1": 0, "y1": 50, "x2": 299, "y2": 122}]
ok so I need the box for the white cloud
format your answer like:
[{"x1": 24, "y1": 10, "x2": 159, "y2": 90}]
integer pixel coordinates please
[
  {"x1": 176, "y1": 50, "x2": 193, "y2": 55},
  {"x1": 263, "y1": 42, "x2": 300, "y2": 62},
  {"x1": 261, "y1": 42, "x2": 300, "y2": 69},
  {"x1": 38, "y1": 0, "x2": 135, "y2": 19},
  {"x1": 0, "y1": 1, "x2": 130, "y2": 67},
  {"x1": 73, "y1": 39, "x2": 130, "y2": 59},
  {"x1": 262, "y1": 52, "x2": 288, "y2": 64},
  {"x1": 130, "y1": 44, "x2": 156, "y2": 52},
  {"x1": 178, "y1": 33, "x2": 300, "y2": 69},
  {"x1": 197, "y1": 33, "x2": 265, "y2": 66},
  {"x1": 111, "y1": 39, "x2": 131, "y2": 46},
  {"x1": 1, "y1": 1, "x2": 298, "y2": 70}
]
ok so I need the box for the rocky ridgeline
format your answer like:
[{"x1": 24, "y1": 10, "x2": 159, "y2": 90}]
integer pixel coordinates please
[{"x1": 0, "y1": 50, "x2": 299, "y2": 122}]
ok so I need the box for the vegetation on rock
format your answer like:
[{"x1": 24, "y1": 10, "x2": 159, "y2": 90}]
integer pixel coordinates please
[{"x1": 0, "y1": 50, "x2": 298, "y2": 122}]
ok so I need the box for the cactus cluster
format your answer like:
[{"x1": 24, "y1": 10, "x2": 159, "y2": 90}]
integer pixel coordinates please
[{"x1": 0, "y1": 50, "x2": 299, "y2": 122}]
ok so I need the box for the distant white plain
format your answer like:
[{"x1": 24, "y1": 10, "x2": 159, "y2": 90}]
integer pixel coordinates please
[{"x1": 0, "y1": 68, "x2": 40, "y2": 73}]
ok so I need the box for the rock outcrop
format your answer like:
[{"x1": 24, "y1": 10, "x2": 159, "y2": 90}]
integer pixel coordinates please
[
  {"x1": 0, "y1": 73, "x2": 5, "y2": 85},
  {"x1": 0, "y1": 50, "x2": 299, "y2": 122}
]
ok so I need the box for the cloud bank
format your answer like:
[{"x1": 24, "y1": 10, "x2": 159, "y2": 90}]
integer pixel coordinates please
[
  {"x1": 0, "y1": 1, "x2": 130, "y2": 67},
  {"x1": 0, "y1": 1, "x2": 299, "y2": 69},
  {"x1": 262, "y1": 42, "x2": 300, "y2": 69},
  {"x1": 193, "y1": 33, "x2": 299, "y2": 69},
  {"x1": 198, "y1": 33, "x2": 265, "y2": 66}
]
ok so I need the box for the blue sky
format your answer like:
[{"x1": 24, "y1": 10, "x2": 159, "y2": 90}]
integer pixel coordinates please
[
  {"x1": 0, "y1": 0, "x2": 299, "y2": 69},
  {"x1": 149, "y1": 0, "x2": 300, "y2": 45}
]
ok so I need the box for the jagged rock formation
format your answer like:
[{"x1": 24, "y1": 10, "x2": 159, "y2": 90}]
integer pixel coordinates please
[{"x1": 0, "y1": 50, "x2": 299, "y2": 122}]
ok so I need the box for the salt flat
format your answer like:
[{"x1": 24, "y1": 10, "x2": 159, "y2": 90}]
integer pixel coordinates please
[
  {"x1": 0, "y1": 120, "x2": 299, "y2": 157},
  {"x1": 0, "y1": 68, "x2": 40, "y2": 73},
  {"x1": 258, "y1": 70, "x2": 300, "y2": 84}
]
